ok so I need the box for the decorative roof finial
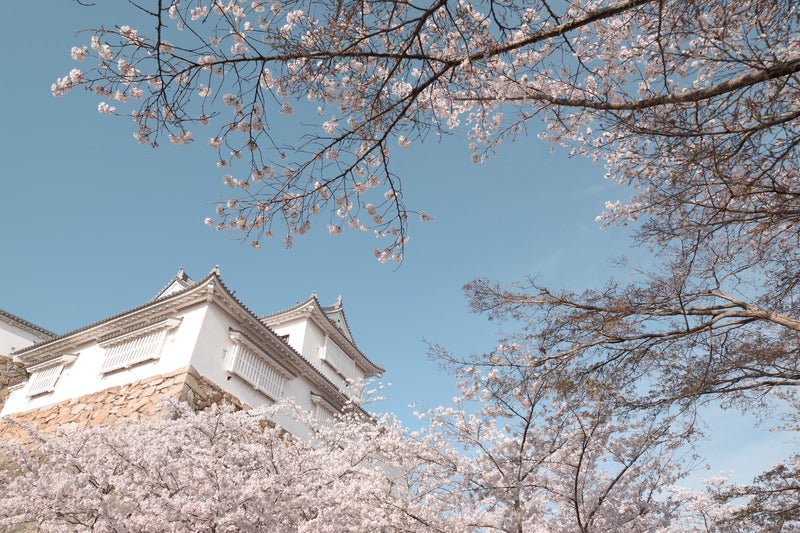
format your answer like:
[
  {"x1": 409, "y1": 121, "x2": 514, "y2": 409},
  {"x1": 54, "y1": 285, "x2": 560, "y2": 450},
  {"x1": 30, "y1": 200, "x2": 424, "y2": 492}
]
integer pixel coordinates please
[
  {"x1": 335, "y1": 294, "x2": 343, "y2": 307},
  {"x1": 310, "y1": 290, "x2": 317, "y2": 299},
  {"x1": 176, "y1": 267, "x2": 185, "y2": 280},
  {"x1": 212, "y1": 265, "x2": 220, "y2": 275}
]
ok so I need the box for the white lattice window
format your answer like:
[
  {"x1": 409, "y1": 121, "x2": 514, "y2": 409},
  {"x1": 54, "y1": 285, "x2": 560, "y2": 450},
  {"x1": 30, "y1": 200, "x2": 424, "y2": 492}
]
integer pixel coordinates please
[
  {"x1": 28, "y1": 365, "x2": 63, "y2": 396},
  {"x1": 316, "y1": 403, "x2": 336, "y2": 427},
  {"x1": 227, "y1": 333, "x2": 289, "y2": 400},
  {"x1": 100, "y1": 318, "x2": 181, "y2": 373},
  {"x1": 310, "y1": 392, "x2": 338, "y2": 428},
  {"x1": 320, "y1": 336, "x2": 356, "y2": 380},
  {"x1": 27, "y1": 355, "x2": 77, "y2": 397}
]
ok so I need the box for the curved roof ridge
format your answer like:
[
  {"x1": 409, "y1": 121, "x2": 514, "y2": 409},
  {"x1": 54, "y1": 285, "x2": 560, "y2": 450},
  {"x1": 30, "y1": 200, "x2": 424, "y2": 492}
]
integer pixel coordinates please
[
  {"x1": 262, "y1": 296, "x2": 383, "y2": 374},
  {"x1": 320, "y1": 301, "x2": 355, "y2": 343},
  {"x1": 207, "y1": 281, "x2": 359, "y2": 407},
  {"x1": 152, "y1": 267, "x2": 197, "y2": 300},
  {"x1": 12, "y1": 270, "x2": 383, "y2": 399},
  {"x1": 258, "y1": 295, "x2": 316, "y2": 320},
  {"x1": 0, "y1": 308, "x2": 56, "y2": 339},
  {"x1": 13, "y1": 269, "x2": 218, "y2": 357}
]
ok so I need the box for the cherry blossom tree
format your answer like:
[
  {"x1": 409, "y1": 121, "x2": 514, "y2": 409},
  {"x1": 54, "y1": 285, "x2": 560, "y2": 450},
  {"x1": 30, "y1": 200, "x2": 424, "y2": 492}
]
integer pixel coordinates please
[
  {"x1": 420, "y1": 343, "x2": 701, "y2": 532},
  {"x1": 49, "y1": 0, "x2": 800, "y2": 527},
  {"x1": 53, "y1": 0, "x2": 800, "y2": 261},
  {"x1": 697, "y1": 392, "x2": 800, "y2": 531},
  {"x1": 0, "y1": 390, "x2": 704, "y2": 532},
  {"x1": 0, "y1": 401, "x2": 467, "y2": 532},
  {"x1": 459, "y1": 234, "x2": 800, "y2": 529}
]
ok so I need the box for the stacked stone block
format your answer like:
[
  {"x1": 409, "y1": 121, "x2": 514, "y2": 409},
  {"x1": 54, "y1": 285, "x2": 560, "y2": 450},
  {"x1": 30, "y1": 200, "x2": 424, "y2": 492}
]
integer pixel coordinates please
[
  {"x1": 0, "y1": 366, "x2": 241, "y2": 445},
  {"x1": 0, "y1": 356, "x2": 27, "y2": 415}
]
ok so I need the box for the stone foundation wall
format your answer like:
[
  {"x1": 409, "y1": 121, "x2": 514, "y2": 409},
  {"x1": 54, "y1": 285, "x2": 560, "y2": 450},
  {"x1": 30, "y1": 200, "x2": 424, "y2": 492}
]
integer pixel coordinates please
[
  {"x1": 0, "y1": 355, "x2": 27, "y2": 415},
  {"x1": 0, "y1": 366, "x2": 242, "y2": 446},
  {"x1": 182, "y1": 368, "x2": 244, "y2": 412},
  {"x1": 0, "y1": 368, "x2": 179, "y2": 486},
  {"x1": 0, "y1": 368, "x2": 244, "y2": 532}
]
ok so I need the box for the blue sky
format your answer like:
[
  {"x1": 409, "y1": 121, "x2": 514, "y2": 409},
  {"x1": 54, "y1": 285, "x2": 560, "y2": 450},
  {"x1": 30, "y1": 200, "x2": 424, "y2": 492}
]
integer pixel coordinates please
[{"x1": 0, "y1": 2, "x2": 788, "y2": 484}]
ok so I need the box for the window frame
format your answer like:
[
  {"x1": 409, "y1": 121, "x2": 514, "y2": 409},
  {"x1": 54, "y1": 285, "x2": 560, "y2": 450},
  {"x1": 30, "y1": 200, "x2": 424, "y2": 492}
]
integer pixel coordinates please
[
  {"x1": 98, "y1": 317, "x2": 181, "y2": 374},
  {"x1": 319, "y1": 335, "x2": 356, "y2": 380},
  {"x1": 310, "y1": 392, "x2": 339, "y2": 428},
  {"x1": 227, "y1": 331, "x2": 293, "y2": 401},
  {"x1": 26, "y1": 354, "x2": 78, "y2": 397}
]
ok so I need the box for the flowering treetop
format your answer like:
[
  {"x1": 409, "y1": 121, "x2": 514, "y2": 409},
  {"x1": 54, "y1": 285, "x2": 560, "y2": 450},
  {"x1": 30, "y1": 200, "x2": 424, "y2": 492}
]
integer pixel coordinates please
[
  {"x1": 52, "y1": 0, "x2": 800, "y2": 262},
  {"x1": 23, "y1": 3, "x2": 800, "y2": 527}
]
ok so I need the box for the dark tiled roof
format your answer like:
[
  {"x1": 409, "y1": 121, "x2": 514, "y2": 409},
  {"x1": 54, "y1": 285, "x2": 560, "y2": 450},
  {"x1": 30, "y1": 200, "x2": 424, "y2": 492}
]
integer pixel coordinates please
[
  {"x1": 12, "y1": 271, "x2": 218, "y2": 357},
  {"x1": 321, "y1": 302, "x2": 355, "y2": 342},
  {"x1": 152, "y1": 267, "x2": 197, "y2": 300},
  {"x1": 201, "y1": 275, "x2": 362, "y2": 406},
  {"x1": 0, "y1": 309, "x2": 56, "y2": 339},
  {"x1": 261, "y1": 296, "x2": 384, "y2": 374},
  {"x1": 11, "y1": 269, "x2": 370, "y2": 409}
]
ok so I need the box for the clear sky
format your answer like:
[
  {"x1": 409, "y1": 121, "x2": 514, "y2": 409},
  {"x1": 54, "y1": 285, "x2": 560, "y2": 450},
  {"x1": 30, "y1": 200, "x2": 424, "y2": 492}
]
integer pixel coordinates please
[{"x1": 0, "y1": 2, "x2": 788, "y2": 484}]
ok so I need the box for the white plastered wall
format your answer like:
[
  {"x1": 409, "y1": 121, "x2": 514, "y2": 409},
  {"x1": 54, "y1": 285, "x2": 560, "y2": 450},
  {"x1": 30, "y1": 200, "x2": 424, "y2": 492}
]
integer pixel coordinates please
[
  {"x1": 0, "y1": 303, "x2": 208, "y2": 416},
  {"x1": 1, "y1": 299, "x2": 354, "y2": 439},
  {"x1": 0, "y1": 321, "x2": 48, "y2": 358},
  {"x1": 187, "y1": 304, "x2": 323, "y2": 437},
  {"x1": 269, "y1": 317, "x2": 362, "y2": 389}
]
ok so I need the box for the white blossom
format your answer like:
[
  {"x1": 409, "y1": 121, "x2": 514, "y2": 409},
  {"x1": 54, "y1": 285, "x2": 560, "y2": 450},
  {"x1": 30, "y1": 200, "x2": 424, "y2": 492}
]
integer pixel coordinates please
[
  {"x1": 97, "y1": 101, "x2": 116, "y2": 114},
  {"x1": 70, "y1": 46, "x2": 88, "y2": 61}
]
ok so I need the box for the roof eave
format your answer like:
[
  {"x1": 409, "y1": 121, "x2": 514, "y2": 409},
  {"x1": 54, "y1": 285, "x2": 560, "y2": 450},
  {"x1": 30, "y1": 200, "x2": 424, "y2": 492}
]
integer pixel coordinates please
[
  {"x1": 0, "y1": 309, "x2": 56, "y2": 340},
  {"x1": 12, "y1": 272, "x2": 219, "y2": 365},
  {"x1": 264, "y1": 298, "x2": 383, "y2": 376}
]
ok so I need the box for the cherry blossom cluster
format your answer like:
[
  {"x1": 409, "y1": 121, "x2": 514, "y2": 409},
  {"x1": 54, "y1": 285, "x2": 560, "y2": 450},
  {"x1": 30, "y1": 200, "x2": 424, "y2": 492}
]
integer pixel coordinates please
[
  {"x1": 0, "y1": 383, "x2": 728, "y2": 532},
  {"x1": 53, "y1": 1, "x2": 799, "y2": 262},
  {"x1": 0, "y1": 400, "x2": 467, "y2": 531}
]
